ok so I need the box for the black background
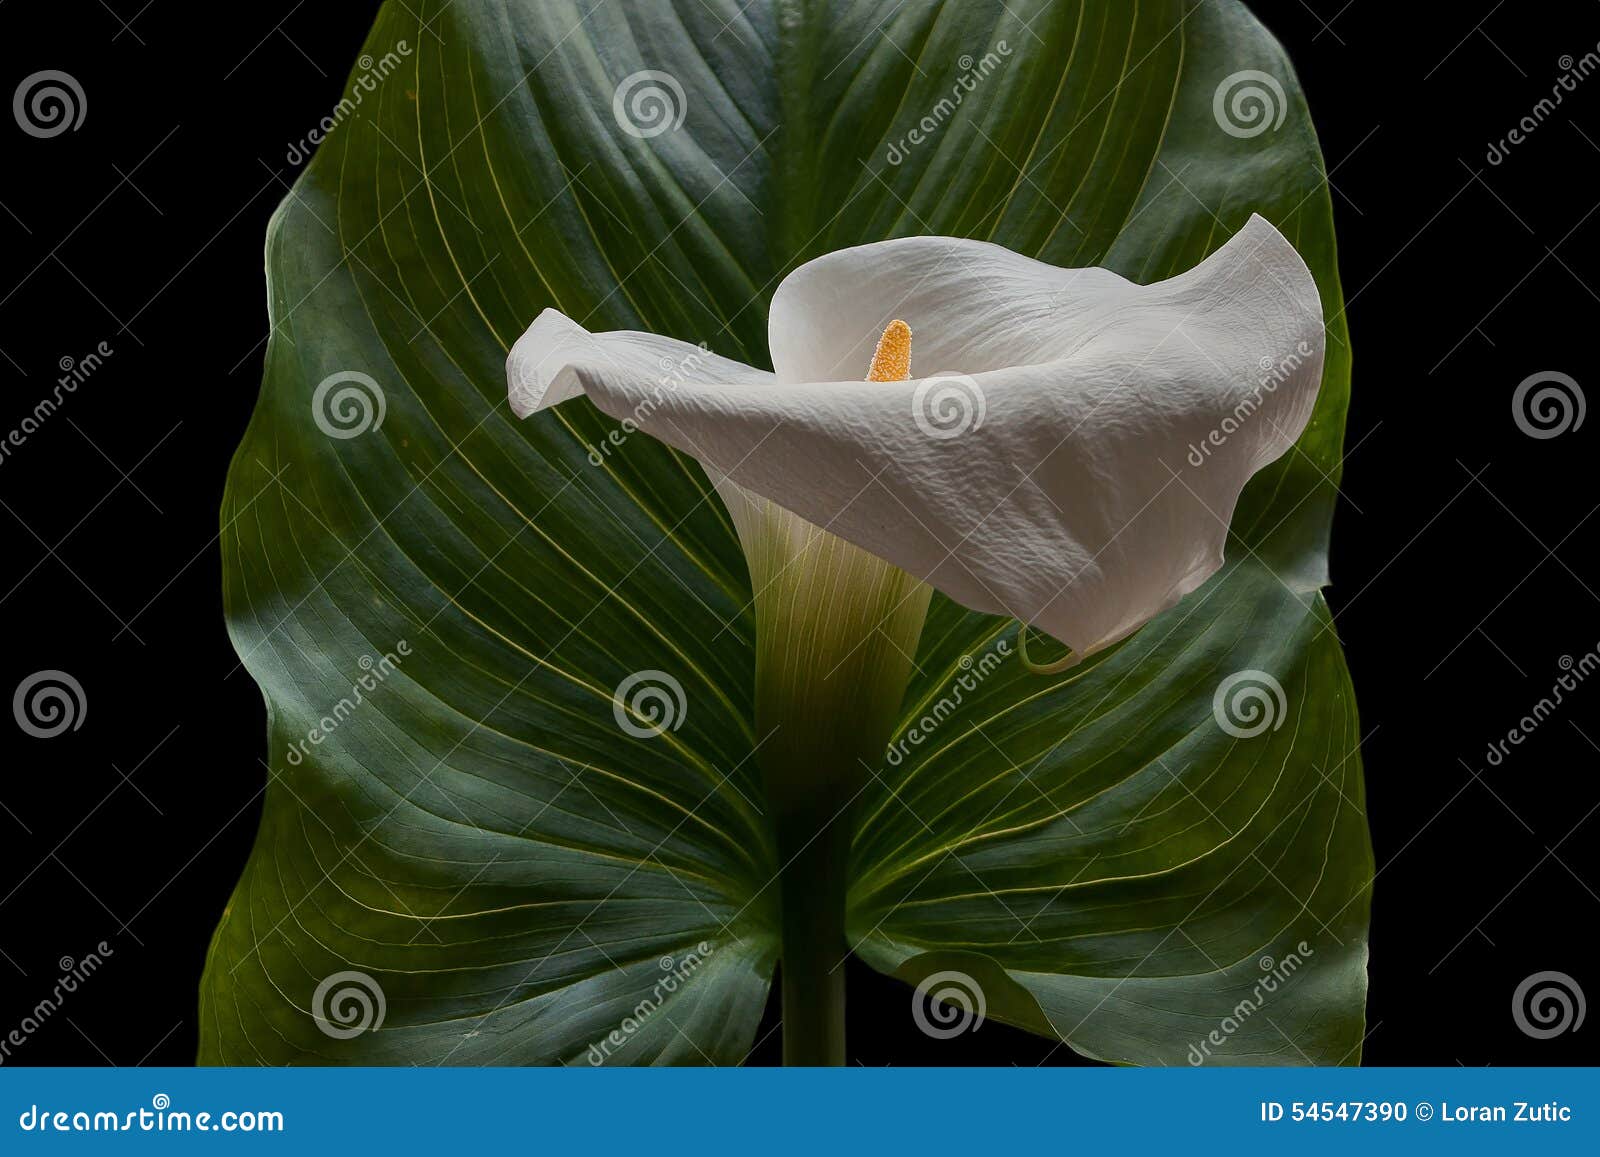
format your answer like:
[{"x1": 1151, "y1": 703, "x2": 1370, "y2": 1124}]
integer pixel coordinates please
[{"x1": 1, "y1": 0, "x2": 1596, "y2": 1067}]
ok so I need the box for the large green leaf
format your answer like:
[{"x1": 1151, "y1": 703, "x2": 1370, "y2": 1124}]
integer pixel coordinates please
[{"x1": 203, "y1": 0, "x2": 1369, "y2": 1065}]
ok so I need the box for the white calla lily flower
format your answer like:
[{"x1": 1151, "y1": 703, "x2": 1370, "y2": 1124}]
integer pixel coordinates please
[
  {"x1": 511, "y1": 214, "x2": 1325, "y2": 1066},
  {"x1": 508, "y1": 213, "x2": 1324, "y2": 668}
]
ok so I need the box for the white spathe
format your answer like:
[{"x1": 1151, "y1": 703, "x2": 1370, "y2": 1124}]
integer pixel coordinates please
[{"x1": 507, "y1": 214, "x2": 1324, "y2": 658}]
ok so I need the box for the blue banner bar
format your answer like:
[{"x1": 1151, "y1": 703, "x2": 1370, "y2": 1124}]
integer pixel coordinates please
[{"x1": 2, "y1": 1068, "x2": 1596, "y2": 1153}]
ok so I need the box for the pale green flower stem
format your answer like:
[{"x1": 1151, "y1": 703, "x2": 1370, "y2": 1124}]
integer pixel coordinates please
[{"x1": 718, "y1": 480, "x2": 932, "y2": 1065}]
